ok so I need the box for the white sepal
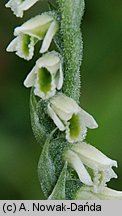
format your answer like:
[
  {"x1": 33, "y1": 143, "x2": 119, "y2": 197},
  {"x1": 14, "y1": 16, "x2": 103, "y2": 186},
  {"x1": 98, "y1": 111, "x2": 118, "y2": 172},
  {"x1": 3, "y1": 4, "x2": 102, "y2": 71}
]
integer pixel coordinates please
[
  {"x1": 7, "y1": 14, "x2": 59, "y2": 60},
  {"x1": 75, "y1": 186, "x2": 122, "y2": 200},
  {"x1": 24, "y1": 66, "x2": 37, "y2": 87},
  {"x1": 48, "y1": 104, "x2": 65, "y2": 131},
  {"x1": 14, "y1": 14, "x2": 53, "y2": 38},
  {"x1": 64, "y1": 150, "x2": 93, "y2": 186},
  {"x1": 72, "y1": 142, "x2": 117, "y2": 192},
  {"x1": 5, "y1": 0, "x2": 39, "y2": 18},
  {"x1": 80, "y1": 108, "x2": 98, "y2": 129},
  {"x1": 40, "y1": 21, "x2": 59, "y2": 53}
]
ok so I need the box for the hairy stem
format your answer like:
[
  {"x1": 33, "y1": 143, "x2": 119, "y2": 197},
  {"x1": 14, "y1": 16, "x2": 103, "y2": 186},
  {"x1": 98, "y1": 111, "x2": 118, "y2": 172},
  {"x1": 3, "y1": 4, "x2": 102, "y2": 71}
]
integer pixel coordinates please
[{"x1": 57, "y1": 0, "x2": 85, "y2": 103}]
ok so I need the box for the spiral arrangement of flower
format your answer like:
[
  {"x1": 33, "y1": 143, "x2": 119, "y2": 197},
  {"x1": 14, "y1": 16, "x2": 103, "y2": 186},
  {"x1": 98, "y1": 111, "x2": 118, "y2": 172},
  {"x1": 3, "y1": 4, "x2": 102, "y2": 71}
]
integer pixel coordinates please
[{"x1": 5, "y1": 0, "x2": 122, "y2": 200}]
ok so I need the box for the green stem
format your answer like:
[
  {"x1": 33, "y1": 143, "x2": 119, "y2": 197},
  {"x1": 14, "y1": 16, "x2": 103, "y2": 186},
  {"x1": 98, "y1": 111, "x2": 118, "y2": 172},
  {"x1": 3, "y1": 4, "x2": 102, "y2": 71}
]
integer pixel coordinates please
[{"x1": 57, "y1": 0, "x2": 85, "y2": 103}]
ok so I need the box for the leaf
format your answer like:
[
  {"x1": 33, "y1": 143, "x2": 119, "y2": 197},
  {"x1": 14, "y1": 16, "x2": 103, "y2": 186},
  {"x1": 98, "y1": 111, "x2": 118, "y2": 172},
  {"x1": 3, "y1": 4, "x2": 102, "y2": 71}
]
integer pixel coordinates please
[
  {"x1": 38, "y1": 135, "x2": 68, "y2": 198},
  {"x1": 30, "y1": 89, "x2": 55, "y2": 146},
  {"x1": 65, "y1": 179, "x2": 82, "y2": 200},
  {"x1": 38, "y1": 130, "x2": 57, "y2": 198},
  {"x1": 48, "y1": 162, "x2": 67, "y2": 200}
]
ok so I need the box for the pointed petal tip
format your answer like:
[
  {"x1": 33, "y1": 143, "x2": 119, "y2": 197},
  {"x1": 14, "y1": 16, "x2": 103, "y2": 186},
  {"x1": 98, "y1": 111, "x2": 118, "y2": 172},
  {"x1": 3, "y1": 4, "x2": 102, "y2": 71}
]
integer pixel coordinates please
[
  {"x1": 92, "y1": 120, "x2": 99, "y2": 129},
  {"x1": 5, "y1": 3, "x2": 9, "y2": 8}
]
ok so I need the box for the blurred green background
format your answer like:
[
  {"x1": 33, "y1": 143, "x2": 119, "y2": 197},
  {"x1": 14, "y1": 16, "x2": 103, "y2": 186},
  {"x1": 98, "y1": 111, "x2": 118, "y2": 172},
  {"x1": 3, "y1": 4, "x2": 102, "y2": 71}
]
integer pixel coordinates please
[{"x1": 0, "y1": 0, "x2": 122, "y2": 199}]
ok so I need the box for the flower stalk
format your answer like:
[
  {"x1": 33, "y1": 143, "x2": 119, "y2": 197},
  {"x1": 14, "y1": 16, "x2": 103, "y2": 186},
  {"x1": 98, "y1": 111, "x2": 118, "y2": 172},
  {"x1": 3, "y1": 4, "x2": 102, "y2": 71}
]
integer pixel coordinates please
[{"x1": 57, "y1": 0, "x2": 85, "y2": 103}]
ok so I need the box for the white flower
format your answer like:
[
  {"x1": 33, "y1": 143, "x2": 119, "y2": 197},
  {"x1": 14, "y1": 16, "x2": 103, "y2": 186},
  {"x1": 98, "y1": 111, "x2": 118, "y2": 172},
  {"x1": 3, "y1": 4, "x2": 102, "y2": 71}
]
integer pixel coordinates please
[
  {"x1": 5, "y1": 0, "x2": 39, "y2": 18},
  {"x1": 24, "y1": 51, "x2": 63, "y2": 99},
  {"x1": 64, "y1": 150, "x2": 93, "y2": 186},
  {"x1": 75, "y1": 186, "x2": 122, "y2": 200},
  {"x1": 64, "y1": 142, "x2": 117, "y2": 192},
  {"x1": 6, "y1": 13, "x2": 59, "y2": 60},
  {"x1": 48, "y1": 94, "x2": 98, "y2": 143}
]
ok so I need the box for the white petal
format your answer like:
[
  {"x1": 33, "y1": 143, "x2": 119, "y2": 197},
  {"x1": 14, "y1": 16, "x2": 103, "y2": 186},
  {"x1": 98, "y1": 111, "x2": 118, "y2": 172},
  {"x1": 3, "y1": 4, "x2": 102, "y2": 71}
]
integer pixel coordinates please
[
  {"x1": 40, "y1": 21, "x2": 59, "y2": 53},
  {"x1": 5, "y1": 0, "x2": 39, "y2": 17},
  {"x1": 75, "y1": 186, "x2": 122, "y2": 200},
  {"x1": 47, "y1": 104, "x2": 65, "y2": 131},
  {"x1": 14, "y1": 14, "x2": 53, "y2": 36},
  {"x1": 99, "y1": 168, "x2": 118, "y2": 190},
  {"x1": 24, "y1": 65, "x2": 37, "y2": 87},
  {"x1": 50, "y1": 94, "x2": 80, "y2": 121},
  {"x1": 5, "y1": 0, "x2": 24, "y2": 18},
  {"x1": 36, "y1": 51, "x2": 60, "y2": 74},
  {"x1": 20, "y1": 0, "x2": 39, "y2": 11},
  {"x1": 5, "y1": 0, "x2": 14, "y2": 8},
  {"x1": 72, "y1": 142, "x2": 117, "y2": 170},
  {"x1": 56, "y1": 62, "x2": 64, "y2": 90},
  {"x1": 34, "y1": 87, "x2": 56, "y2": 100},
  {"x1": 75, "y1": 186, "x2": 100, "y2": 200},
  {"x1": 80, "y1": 108, "x2": 98, "y2": 129},
  {"x1": 6, "y1": 37, "x2": 18, "y2": 52},
  {"x1": 99, "y1": 187, "x2": 122, "y2": 200},
  {"x1": 46, "y1": 63, "x2": 60, "y2": 75},
  {"x1": 64, "y1": 150, "x2": 93, "y2": 186},
  {"x1": 72, "y1": 142, "x2": 117, "y2": 191}
]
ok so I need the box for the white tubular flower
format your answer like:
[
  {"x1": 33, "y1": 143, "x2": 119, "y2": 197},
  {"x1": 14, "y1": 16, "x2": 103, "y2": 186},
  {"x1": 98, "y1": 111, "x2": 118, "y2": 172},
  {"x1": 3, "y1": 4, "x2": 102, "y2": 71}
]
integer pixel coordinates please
[
  {"x1": 24, "y1": 51, "x2": 63, "y2": 99},
  {"x1": 75, "y1": 186, "x2": 122, "y2": 200},
  {"x1": 48, "y1": 94, "x2": 98, "y2": 143},
  {"x1": 67, "y1": 142, "x2": 117, "y2": 192},
  {"x1": 5, "y1": 0, "x2": 39, "y2": 18},
  {"x1": 6, "y1": 13, "x2": 59, "y2": 60}
]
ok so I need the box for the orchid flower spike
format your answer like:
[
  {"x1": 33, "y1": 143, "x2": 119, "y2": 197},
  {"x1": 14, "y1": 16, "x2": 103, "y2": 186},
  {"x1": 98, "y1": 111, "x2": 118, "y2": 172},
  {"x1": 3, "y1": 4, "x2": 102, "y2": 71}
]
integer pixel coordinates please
[
  {"x1": 24, "y1": 51, "x2": 63, "y2": 99},
  {"x1": 64, "y1": 142, "x2": 117, "y2": 192},
  {"x1": 6, "y1": 13, "x2": 59, "y2": 60},
  {"x1": 48, "y1": 94, "x2": 98, "y2": 143},
  {"x1": 5, "y1": 0, "x2": 39, "y2": 18},
  {"x1": 75, "y1": 186, "x2": 122, "y2": 200}
]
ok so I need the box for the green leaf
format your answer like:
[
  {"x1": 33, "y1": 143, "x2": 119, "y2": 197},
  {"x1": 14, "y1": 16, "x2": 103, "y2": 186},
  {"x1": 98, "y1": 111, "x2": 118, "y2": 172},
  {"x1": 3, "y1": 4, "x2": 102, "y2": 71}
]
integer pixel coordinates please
[
  {"x1": 30, "y1": 89, "x2": 55, "y2": 146},
  {"x1": 48, "y1": 162, "x2": 67, "y2": 200},
  {"x1": 38, "y1": 130, "x2": 57, "y2": 198},
  {"x1": 38, "y1": 135, "x2": 68, "y2": 198},
  {"x1": 65, "y1": 179, "x2": 82, "y2": 200}
]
